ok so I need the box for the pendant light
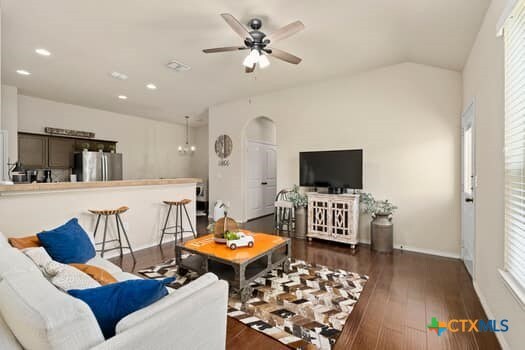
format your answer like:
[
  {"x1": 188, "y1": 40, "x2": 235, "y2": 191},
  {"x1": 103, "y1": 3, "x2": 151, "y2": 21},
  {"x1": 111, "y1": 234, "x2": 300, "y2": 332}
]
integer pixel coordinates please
[{"x1": 178, "y1": 116, "x2": 196, "y2": 155}]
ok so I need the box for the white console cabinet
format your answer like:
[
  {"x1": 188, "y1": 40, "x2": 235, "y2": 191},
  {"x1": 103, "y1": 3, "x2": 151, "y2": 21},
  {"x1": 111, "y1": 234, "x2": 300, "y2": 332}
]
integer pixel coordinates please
[{"x1": 307, "y1": 192, "x2": 360, "y2": 248}]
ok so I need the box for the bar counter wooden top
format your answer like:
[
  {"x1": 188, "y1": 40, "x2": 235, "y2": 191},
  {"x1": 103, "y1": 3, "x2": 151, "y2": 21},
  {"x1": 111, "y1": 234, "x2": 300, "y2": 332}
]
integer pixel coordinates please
[{"x1": 0, "y1": 178, "x2": 202, "y2": 194}]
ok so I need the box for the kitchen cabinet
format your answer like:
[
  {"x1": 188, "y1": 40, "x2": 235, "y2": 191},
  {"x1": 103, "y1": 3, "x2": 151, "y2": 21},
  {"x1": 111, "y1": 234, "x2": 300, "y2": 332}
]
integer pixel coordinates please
[
  {"x1": 18, "y1": 132, "x2": 117, "y2": 169},
  {"x1": 48, "y1": 138, "x2": 76, "y2": 168},
  {"x1": 18, "y1": 133, "x2": 48, "y2": 169}
]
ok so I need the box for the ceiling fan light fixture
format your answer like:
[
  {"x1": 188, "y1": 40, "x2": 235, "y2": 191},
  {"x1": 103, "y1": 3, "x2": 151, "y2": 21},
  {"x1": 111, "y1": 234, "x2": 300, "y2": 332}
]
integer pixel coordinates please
[
  {"x1": 243, "y1": 49, "x2": 260, "y2": 67},
  {"x1": 258, "y1": 54, "x2": 270, "y2": 69},
  {"x1": 204, "y1": 14, "x2": 304, "y2": 73}
]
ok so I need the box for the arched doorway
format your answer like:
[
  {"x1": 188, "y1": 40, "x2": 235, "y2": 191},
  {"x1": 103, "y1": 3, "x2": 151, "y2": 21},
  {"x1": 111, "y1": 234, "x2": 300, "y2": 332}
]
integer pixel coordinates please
[{"x1": 243, "y1": 116, "x2": 277, "y2": 221}]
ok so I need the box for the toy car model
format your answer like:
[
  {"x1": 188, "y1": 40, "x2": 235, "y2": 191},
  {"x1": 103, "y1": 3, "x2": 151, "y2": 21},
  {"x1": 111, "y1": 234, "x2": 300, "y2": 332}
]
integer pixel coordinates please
[{"x1": 226, "y1": 232, "x2": 254, "y2": 250}]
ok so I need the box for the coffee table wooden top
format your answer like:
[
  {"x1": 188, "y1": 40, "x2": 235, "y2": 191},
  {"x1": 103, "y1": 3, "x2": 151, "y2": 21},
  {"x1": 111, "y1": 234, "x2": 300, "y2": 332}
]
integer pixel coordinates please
[{"x1": 180, "y1": 233, "x2": 289, "y2": 264}]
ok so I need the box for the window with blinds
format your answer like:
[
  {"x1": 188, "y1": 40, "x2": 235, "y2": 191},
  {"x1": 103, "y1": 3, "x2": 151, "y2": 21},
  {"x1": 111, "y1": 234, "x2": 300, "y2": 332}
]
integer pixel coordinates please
[{"x1": 504, "y1": 0, "x2": 525, "y2": 298}]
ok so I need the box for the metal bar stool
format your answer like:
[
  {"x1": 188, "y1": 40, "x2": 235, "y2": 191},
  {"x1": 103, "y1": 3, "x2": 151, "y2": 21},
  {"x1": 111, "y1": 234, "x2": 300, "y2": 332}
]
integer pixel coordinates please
[
  {"x1": 89, "y1": 206, "x2": 136, "y2": 264},
  {"x1": 274, "y1": 189, "x2": 294, "y2": 235},
  {"x1": 159, "y1": 199, "x2": 196, "y2": 245}
]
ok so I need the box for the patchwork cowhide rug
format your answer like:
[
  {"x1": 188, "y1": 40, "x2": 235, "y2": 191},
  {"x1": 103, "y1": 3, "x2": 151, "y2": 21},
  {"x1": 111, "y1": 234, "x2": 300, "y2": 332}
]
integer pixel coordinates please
[{"x1": 138, "y1": 258, "x2": 368, "y2": 350}]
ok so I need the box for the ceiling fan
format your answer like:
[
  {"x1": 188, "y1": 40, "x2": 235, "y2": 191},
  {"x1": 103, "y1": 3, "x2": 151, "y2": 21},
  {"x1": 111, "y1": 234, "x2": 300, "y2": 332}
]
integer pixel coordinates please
[{"x1": 203, "y1": 14, "x2": 304, "y2": 73}]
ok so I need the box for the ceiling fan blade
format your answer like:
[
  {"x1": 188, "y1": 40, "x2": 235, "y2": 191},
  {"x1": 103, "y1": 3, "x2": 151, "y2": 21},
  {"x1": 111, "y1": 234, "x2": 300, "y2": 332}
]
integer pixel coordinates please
[
  {"x1": 203, "y1": 46, "x2": 247, "y2": 54},
  {"x1": 221, "y1": 13, "x2": 251, "y2": 40},
  {"x1": 266, "y1": 20, "x2": 305, "y2": 43},
  {"x1": 245, "y1": 64, "x2": 256, "y2": 73},
  {"x1": 269, "y1": 48, "x2": 302, "y2": 64}
]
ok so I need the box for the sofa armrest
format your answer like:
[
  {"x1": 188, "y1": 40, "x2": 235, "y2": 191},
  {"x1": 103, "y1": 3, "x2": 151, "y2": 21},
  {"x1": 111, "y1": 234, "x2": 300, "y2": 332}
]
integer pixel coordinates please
[
  {"x1": 116, "y1": 272, "x2": 220, "y2": 332},
  {"x1": 91, "y1": 278, "x2": 228, "y2": 350}
]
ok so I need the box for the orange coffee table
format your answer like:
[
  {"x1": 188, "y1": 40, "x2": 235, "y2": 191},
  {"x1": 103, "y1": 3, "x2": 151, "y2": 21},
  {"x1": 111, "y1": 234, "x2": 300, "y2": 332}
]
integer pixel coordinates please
[{"x1": 175, "y1": 233, "x2": 291, "y2": 302}]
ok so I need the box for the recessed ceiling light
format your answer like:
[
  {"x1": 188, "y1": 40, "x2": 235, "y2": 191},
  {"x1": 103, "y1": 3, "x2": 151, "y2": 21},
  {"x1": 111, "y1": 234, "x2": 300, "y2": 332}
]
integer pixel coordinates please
[
  {"x1": 16, "y1": 69, "x2": 31, "y2": 76},
  {"x1": 146, "y1": 83, "x2": 157, "y2": 90},
  {"x1": 117, "y1": 95, "x2": 128, "y2": 100},
  {"x1": 110, "y1": 71, "x2": 128, "y2": 80},
  {"x1": 35, "y1": 48, "x2": 51, "y2": 56},
  {"x1": 166, "y1": 60, "x2": 191, "y2": 72}
]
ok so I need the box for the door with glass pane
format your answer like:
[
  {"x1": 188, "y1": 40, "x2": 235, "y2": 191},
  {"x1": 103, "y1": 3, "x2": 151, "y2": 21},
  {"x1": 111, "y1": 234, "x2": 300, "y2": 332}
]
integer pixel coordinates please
[{"x1": 461, "y1": 102, "x2": 475, "y2": 277}]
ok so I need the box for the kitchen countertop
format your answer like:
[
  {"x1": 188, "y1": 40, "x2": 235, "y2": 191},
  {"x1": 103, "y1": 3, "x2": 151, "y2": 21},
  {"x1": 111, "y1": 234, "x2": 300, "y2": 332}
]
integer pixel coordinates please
[{"x1": 0, "y1": 178, "x2": 202, "y2": 194}]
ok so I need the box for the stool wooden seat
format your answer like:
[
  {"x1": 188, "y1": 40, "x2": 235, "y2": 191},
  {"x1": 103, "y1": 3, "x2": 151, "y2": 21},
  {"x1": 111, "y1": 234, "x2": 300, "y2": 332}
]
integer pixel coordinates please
[
  {"x1": 90, "y1": 206, "x2": 135, "y2": 264},
  {"x1": 163, "y1": 199, "x2": 191, "y2": 206},
  {"x1": 89, "y1": 206, "x2": 129, "y2": 216},
  {"x1": 160, "y1": 199, "x2": 196, "y2": 246}
]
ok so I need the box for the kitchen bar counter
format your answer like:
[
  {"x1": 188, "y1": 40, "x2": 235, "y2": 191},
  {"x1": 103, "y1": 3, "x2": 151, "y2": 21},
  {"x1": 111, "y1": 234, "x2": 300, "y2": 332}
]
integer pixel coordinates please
[
  {"x1": 0, "y1": 178, "x2": 202, "y2": 194},
  {"x1": 0, "y1": 178, "x2": 201, "y2": 255}
]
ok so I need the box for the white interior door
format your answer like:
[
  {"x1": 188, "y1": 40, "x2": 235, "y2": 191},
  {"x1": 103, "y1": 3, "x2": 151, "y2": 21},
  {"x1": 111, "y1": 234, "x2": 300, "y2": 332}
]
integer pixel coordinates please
[
  {"x1": 263, "y1": 146, "x2": 277, "y2": 213},
  {"x1": 246, "y1": 141, "x2": 277, "y2": 220},
  {"x1": 461, "y1": 102, "x2": 476, "y2": 277}
]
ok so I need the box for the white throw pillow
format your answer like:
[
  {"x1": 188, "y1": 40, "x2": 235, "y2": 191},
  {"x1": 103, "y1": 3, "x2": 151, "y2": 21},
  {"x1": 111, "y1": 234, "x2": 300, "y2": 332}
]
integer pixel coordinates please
[
  {"x1": 44, "y1": 261, "x2": 100, "y2": 291},
  {"x1": 22, "y1": 247, "x2": 53, "y2": 269}
]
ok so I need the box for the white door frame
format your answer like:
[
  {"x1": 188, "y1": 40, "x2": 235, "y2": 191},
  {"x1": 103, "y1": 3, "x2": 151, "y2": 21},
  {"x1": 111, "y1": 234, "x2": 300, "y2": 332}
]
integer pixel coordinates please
[
  {"x1": 461, "y1": 100, "x2": 476, "y2": 277},
  {"x1": 244, "y1": 139, "x2": 277, "y2": 221}
]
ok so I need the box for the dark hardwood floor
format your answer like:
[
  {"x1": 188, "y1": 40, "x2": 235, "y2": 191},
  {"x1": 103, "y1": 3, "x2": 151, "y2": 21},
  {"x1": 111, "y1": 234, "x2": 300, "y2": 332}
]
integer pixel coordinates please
[{"x1": 111, "y1": 215, "x2": 501, "y2": 350}]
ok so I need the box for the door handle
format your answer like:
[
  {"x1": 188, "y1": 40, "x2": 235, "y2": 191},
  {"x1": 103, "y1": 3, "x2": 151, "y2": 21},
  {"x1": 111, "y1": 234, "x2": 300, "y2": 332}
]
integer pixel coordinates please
[
  {"x1": 465, "y1": 198, "x2": 474, "y2": 203},
  {"x1": 261, "y1": 182, "x2": 268, "y2": 185}
]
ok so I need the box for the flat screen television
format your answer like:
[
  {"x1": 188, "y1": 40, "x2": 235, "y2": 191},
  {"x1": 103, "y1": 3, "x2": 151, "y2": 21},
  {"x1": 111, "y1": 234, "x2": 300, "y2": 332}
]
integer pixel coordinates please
[{"x1": 300, "y1": 149, "x2": 363, "y2": 192}]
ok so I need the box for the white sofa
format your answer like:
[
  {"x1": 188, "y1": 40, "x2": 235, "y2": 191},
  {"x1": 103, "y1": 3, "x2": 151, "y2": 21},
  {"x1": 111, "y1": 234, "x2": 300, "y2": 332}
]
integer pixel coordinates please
[{"x1": 0, "y1": 232, "x2": 229, "y2": 350}]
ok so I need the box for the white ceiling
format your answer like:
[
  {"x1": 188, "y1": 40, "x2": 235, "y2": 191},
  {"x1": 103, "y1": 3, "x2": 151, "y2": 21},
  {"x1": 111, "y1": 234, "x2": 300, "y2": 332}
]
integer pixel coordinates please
[{"x1": 1, "y1": 0, "x2": 490, "y2": 126}]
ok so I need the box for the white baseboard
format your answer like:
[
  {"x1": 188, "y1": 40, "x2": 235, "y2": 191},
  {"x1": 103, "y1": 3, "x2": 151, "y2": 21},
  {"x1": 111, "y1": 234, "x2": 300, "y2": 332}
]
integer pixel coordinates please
[
  {"x1": 358, "y1": 240, "x2": 460, "y2": 259},
  {"x1": 472, "y1": 281, "x2": 510, "y2": 350}
]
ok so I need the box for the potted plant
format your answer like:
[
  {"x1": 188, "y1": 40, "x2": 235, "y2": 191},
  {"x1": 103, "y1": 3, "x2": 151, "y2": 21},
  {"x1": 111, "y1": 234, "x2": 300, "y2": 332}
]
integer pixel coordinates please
[
  {"x1": 360, "y1": 193, "x2": 397, "y2": 253},
  {"x1": 288, "y1": 185, "x2": 308, "y2": 239}
]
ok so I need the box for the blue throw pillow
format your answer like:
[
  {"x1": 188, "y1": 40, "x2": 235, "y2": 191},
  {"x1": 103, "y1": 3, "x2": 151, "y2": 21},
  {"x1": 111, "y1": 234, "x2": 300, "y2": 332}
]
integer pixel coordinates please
[
  {"x1": 69, "y1": 278, "x2": 174, "y2": 338},
  {"x1": 37, "y1": 218, "x2": 95, "y2": 264}
]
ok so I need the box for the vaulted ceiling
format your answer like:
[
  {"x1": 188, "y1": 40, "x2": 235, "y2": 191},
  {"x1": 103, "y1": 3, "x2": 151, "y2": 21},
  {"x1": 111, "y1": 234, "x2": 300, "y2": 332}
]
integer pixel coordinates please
[{"x1": 1, "y1": 0, "x2": 490, "y2": 125}]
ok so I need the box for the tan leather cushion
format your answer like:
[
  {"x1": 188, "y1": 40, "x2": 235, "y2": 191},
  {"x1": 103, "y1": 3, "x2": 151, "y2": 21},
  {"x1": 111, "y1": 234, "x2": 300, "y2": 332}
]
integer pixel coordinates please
[
  {"x1": 69, "y1": 264, "x2": 118, "y2": 285},
  {"x1": 8, "y1": 236, "x2": 41, "y2": 249}
]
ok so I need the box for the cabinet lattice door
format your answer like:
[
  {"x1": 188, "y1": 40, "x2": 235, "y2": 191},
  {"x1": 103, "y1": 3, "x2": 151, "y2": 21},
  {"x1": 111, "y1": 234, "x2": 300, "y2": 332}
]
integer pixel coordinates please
[{"x1": 307, "y1": 193, "x2": 359, "y2": 247}]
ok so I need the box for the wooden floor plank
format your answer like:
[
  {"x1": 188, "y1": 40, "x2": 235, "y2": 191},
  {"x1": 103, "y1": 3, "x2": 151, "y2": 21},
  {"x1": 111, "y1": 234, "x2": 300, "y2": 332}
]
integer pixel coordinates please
[
  {"x1": 405, "y1": 327, "x2": 427, "y2": 350},
  {"x1": 376, "y1": 327, "x2": 404, "y2": 350},
  {"x1": 111, "y1": 215, "x2": 501, "y2": 350}
]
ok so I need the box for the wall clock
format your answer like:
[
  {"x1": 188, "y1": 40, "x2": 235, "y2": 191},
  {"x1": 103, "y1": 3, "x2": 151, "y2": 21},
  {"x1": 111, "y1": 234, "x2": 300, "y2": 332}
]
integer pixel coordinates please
[{"x1": 215, "y1": 134, "x2": 233, "y2": 166}]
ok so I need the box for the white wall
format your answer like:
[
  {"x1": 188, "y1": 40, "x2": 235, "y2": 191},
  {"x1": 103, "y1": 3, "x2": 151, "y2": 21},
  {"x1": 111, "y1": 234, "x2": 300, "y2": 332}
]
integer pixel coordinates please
[
  {"x1": 1, "y1": 85, "x2": 18, "y2": 163},
  {"x1": 246, "y1": 116, "x2": 277, "y2": 144},
  {"x1": 192, "y1": 124, "x2": 209, "y2": 182},
  {"x1": 16, "y1": 95, "x2": 203, "y2": 180},
  {"x1": 209, "y1": 62, "x2": 462, "y2": 256},
  {"x1": 463, "y1": 0, "x2": 525, "y2": 348}
]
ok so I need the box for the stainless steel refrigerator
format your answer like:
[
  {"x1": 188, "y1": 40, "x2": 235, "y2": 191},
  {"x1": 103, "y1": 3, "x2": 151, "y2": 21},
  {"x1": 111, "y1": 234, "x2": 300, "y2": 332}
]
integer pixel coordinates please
[{"x1": 73, "y1": 151, "x2": 123, "y2": 181}]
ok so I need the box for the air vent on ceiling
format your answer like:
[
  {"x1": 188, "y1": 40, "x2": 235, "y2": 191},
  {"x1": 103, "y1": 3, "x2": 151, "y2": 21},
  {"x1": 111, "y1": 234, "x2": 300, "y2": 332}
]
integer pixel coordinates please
[{"x1": 166, "y1": 60, "x2": 191, "y2": 72}]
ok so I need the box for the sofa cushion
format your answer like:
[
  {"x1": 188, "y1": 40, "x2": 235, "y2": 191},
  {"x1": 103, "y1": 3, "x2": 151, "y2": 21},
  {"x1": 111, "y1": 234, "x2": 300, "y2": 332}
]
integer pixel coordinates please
[
  {"x1": 37, "y1": 218, "x2": 95, "y2": 264},
  {"x1": 68, "y1": 278, "x2": 174, "y2": 339},
  {"x1": 70, "y1": 264, "x2": 118, "y2": 285},
  {"x1": 0, "y1": 273, "x2": 104, "y2": 350},
  {"x1": 0, "y1": 314, "x2": 22, "y2": 350},
  {"x1": 86, "y1": 257, "x2": 123, "y2": 275},
  {"x1": 8, "y1": 235, "x2": 41, "y2": 249},
  {"x1": 112, "y1": 271, "x2": 142, "y2": 282},
  {"x1": 0, "y1": 247, "x2": 40, "y2": 280},
  {"x1": 116, "y1": 273, "x2": 218, "y2": 333}
]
